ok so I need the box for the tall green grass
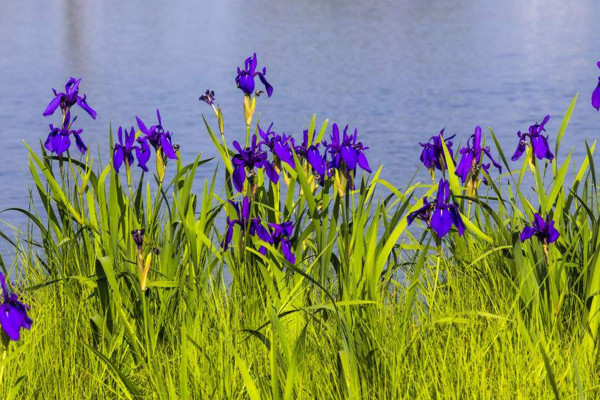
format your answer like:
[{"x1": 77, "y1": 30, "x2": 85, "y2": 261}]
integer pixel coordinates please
[{"x1": 0, "y1": 89, "x2": 599, "y2": 399}]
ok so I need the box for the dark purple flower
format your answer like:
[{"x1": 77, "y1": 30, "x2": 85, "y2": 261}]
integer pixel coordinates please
[
  {"x1": 520, "y1": 213, "x2": 560, "y2": 244},
  {"x1": 323, "y1": 124, "x2": 371, "y2": 174},
  {"x1": 258, "y1": 123, "x2": 295, "y2": 168},
  {"x1": 43, "y1": 77, "x2": 97, "y2": 119},
  {"x1": 593, "y1": 62, "x2": 600, "y2": 111},
  {"x1": 407, "y1": 179, "x2": 464, "y2": 239},
  {"x1": 511, "y1": 115, "x2": 554, "y2": 162},
  {"x1": 419, "y1": 129, "x2": 455, "y2": 172},
  {"x1": 259, "y1": 222, "x2": 295, "y2": 263},
  {"x1": 222, "y1": 197, "x2": 268, "y2": 250},
  {"x1": 231, "y1": 135, "x2": 278, "y2": 191},
  {"x1": 235, "y1": 53, "x2": 273, "y2": 97},
  {"x1": 0, "y1": 273, "x2": 32, "y2": 341},
  {"x1": 44, "y1": 112, "x2": 87, "y2": 156},
  {"x1": 199, "y1": 90, "x2": 216, "y2": 107},
  {"x1": 136, "y1": 110, "x2": 178, "y2": 160},
  {"x1": 131, "y1": 229, "x2": 145, "y2": 251},
  {"x1": 455, "y1": 126, "x2": 502, "y2": 185}
]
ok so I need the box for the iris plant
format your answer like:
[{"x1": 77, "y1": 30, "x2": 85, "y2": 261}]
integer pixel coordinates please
[
  {"x1": 258, "y1": 123, "x2": 295, "y2": 168},
  {"x1": 0, "y1": 273, "x2": 32, "y2": 341},
  {"x1": 511, "y1": 115, "x2": 554, "y2": 163},
  {"x1": 43, "y1": 78, "x2": 96, "y2": 156},
  {"x1": 407, "y1": 179, "x2": 464, "y2": 239},
  {"x1": 455, "y1": 126, "x2": 502, "y2": 190},
  {"x1": 260, "y1": 222, "x2": 295, "y2": 264},
  {"x1": 223, "y1": 197, "x2": 268, "y2": 250},
  {"x1": 235, "y1": 53, "x2": 273, "y2": 97},
  {"x1": 520, "y1": 213, "x2": 560, "y2": 244},
  {"x1": 113, "y1": 126, "x2": 151, "y2": 173},
  {"x1": 288, "y1": 131, "x2": 329, "y2": 186},
  {"x1": 44, "y1": 112, "x2": 87, "y2": 156},
  {"x1": 43, "y1": 77, "x2": 97, "y2": 119},
  {"x1": 419, "y1": 128, "x2": 454, "y2": 178},
  {"x1": 324, "y1": 124, "x2": 371, "y2": 175},
  {"x1": 232, "y1": 135, "x2": 278, "y2": 192},
  {"x1": 593, "y1": 62, "x2": 600, "y2": 111},
  {"x1": 136, "y1": 110, "x2": 177, "y2": 160}
]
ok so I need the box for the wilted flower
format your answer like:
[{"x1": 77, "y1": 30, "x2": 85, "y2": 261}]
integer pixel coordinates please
[
  {"x1": 455, "y1": 126, "x2": 502, "y2": 186},
  {"x1": 43, "y1": 77, "x2": 96, "y2": 119},
  {"x1": 222, "y1": 197, "x2": 268, "y2": 250},
  {"x1": 511, "y1": 115, "x2": 554, "y2": 162},
  {"x1": 593, "y1": 62, "x2": 600, "y2": 111},
  {"x1": 0, "y1": 273, "x2": 32, "y2": 341},
  {"x1": 44, "y1": 111, "x2": 86, "y2": 155},
  {"x1": 419, "y1": 128, "x2": 455, "y2": 175},
  {"x1": 235, "y1": 53, "x2": 273, "y2": 97},
  {"x1": 232, "y1": 135, "x2": 278, "y2": 192},
  {"x1": 136, "y1": 110, "x2": 178, "y2": 160},
  {"x1": 259, "y1": 222, "x2": 295, "y2": 263},
  {"x1": 323, "y1": 124, "x2": 371, "y2": 174},
  {"x1": 131, "y1": 229, "x2": 145, "y2": 251},
  {"x1": 407, "y1": 179, "x2": 464, "y2": 239},
  {"x1": 258, "y1": 123, "x2": 295, "y2": 168},
  {"x1": 520, "y1": 213, "x2": 560, "y2": 244},
  {"x1": 199, "y1": 90, "x2": 216, "y2": 107}
]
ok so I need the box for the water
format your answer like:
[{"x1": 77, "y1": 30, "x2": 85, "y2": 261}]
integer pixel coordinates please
[{"x1": 1, "y1": 0, "x2": 599, "y2": 256}]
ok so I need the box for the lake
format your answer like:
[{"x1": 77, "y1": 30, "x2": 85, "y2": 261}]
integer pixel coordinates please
[{"x1": 1, "y1": 0, "x2": 599, "y2": 257}]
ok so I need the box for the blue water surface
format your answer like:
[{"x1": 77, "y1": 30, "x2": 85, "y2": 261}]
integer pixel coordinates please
[{"x1": 0, "y1": 0, "x2": 599, "y2": 258}]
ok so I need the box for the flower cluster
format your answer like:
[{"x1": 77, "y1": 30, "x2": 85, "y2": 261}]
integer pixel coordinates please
[
  {"x1": 43, "y1": 77, "x2": 96, "y2": 156},
  {"x1": 407, "y1": 179, "x2": 464, "y2": 239},
  {"x1": 0, "y1": 273, "x2": 32, "y2": 341},
  {"x1": 232, "y1": 135, "x2": 278, "y2": 192},
  {"x1": 231, "y1": 122, "x2": 372, "y2": 193},
  {"x1": 511, "y1": 115, "x2": 554, "y2": 163},
  {"x1": 111, "y1": 109, "x2": 177, "y2": 177}
]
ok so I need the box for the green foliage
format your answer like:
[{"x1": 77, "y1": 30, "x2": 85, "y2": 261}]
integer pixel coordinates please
[{"x1": 0, "y1": 92, "x2": 599, "y2": 399}]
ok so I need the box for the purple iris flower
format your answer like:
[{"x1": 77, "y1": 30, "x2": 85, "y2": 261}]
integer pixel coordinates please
[
  {"x1": 136, "y1": 110, "x2": 178, "y2": 160},
  {"x1": 455, "y1": 126, "x2": 502, "y2": 184},
  {"x1": 231, "y1": 135, "x2": 278, "y2": 192},
  {"x1": 113, "y1": 127, "x2": 136, "y2": 172},
  {"x1": 43, "y1": 77, "x2": 97, "y2": 119},
  {"x1": 258, "y1": 123, "x2": 295, "y2": 167},
  {"x1": 0, "y1": 273, "x2": 32, "y2": 341},
  {"x1": 235, "y1": 53, "x2": 273, "y2": 97},
  {"x1": 290, "y1": 131, "x2": 331, "y2": 185},
  {"x1": 511, "y1": 115, "x2": 554, "y2": 162},
  {"x1": 222, "y1": 197, "x2": 269, "y2": 250},
  {"x1": 323, "y1": 124, "x2": 372, "y2": 174},
  {"x1": 520, "y1": 213, "x2": 560, "y2": 244},
  {"x1": 44, "y1": 112, "x2": 87, "y2": 156},
  {"x1": 407, "y1": 179, "x2": 464, "y2": 239},
  {"x1": 419, "y1": 129, "x2": 455, "y2": 172},
  {"x1": 259, "y1": 222, "x2": 295, "y2": 263},
  {"x1": 593, "y1": 62, "x2": 600, "y2": 111}
]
